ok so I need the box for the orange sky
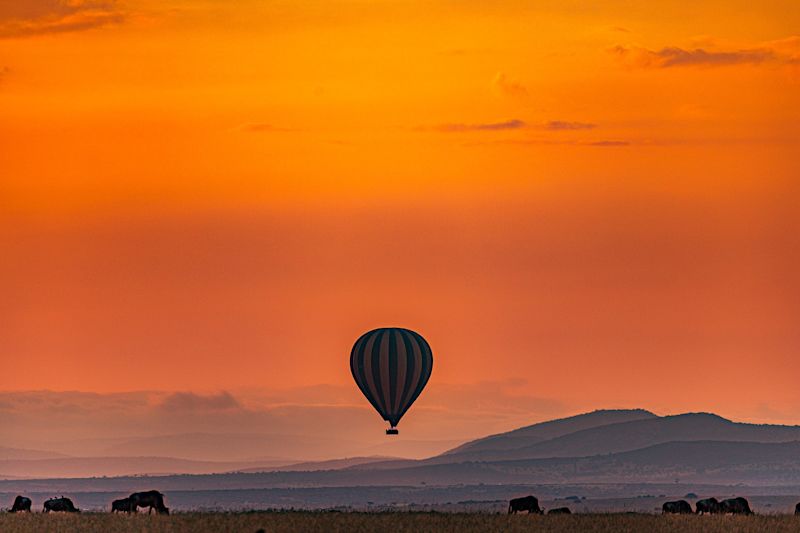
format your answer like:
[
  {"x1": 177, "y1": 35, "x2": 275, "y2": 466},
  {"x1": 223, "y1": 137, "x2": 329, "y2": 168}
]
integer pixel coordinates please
[{"x1": 2, "y1": 1, "x2": 800, "y2": 430}]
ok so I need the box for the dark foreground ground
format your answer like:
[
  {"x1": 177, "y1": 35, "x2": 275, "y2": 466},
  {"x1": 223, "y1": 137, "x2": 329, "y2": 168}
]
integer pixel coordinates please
[{"x1": 3, "y1": 512, "x2": 800, "y2": 533}]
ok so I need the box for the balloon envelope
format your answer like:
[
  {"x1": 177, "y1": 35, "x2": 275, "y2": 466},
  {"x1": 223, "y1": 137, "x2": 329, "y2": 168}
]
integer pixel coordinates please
[{"x1": 350, "y1": 327, "x2": 433, "y2": 430}]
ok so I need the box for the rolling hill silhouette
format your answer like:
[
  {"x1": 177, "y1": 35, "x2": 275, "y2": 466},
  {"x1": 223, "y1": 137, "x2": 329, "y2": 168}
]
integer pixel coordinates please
[
  {"x1": 441, "y1": 409, "x2": 657, "y2": 457},
  {"x1": 0, "y1": 446, "x2": 70, "y2": 461},
  {"x1": 426, "y1": 411, "x2": 800, "y2": 463},
  {"x1": 7, "y1": 409, "x2": 800, "y2": 487}
]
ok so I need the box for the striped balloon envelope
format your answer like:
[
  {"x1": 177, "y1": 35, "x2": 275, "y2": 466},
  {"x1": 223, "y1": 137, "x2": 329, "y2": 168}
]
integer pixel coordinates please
[{"x1": 350, "y1": 327, "x2": 433, "y2": 434}]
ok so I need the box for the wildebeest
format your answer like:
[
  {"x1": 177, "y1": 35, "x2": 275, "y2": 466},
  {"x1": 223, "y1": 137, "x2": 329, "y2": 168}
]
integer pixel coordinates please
[
  {"x1": 43, "y1": 497, "x2": 80, "y2": 513},
  {"x1": 695, "y1": 497, "x2": 721, "y2": 514},
  {"x1": 111, "y1": 497, "x2": 134, "y2": 513},
  {"x1": 9, "y1": 495, "x2": 32, "y2": 513},
  {"x1": 795, "y1": 502, "x2": 800, "y2": 515},
  {"x1": 547, "y1": 507, "x2": 571, "y2": 514},
  {"x1": 129, "y1": 490, "x2": 169, "y2": 515},
  {"x1": 720, "y1": 497, "x2": 753, "y2": 515},
  {"x1": 508, "y1": 495, "x2": 543, "y2": 514},
  {"x1": 662, "y1": 500, "x2": 693, "y2": 514}
]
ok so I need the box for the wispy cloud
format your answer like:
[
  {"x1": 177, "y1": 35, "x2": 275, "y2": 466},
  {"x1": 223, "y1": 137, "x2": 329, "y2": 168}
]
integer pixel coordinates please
[
  {"x1": 492, "y1": 72, "x2": 529, "y2": 99},
  {"x1": 460, "y1": 138, "x2": 631, "y2": 148},
  {"x1": 426, "y1": 119, "x2": 527, "y2": 132},
  {"x1": 0, "y1": 1, "x2": 124, "y2": 39},
  {"x1": 586, "y1": 140, "x2": 630, "y2": 146},
  {"x1": 545, "y1": 121, "x2": 597, "y2": 131},
  {"x1": 610, "y1": 36, "x2": 800, "y2": 69},
  {"x1": 419, "y1": 119, "x2": 601, "y2": 135}
]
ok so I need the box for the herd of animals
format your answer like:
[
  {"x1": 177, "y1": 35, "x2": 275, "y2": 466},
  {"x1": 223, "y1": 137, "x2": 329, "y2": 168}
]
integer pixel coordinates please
[
  {"x1": 6, "y1": 491, "x2": 800, "y2": 516},
  {"x1": 7, "y1": 490, "x2": 169, "y2": 514},
  {"x1": 508, "y1": 495, "x2": 800, "y2": 516}
]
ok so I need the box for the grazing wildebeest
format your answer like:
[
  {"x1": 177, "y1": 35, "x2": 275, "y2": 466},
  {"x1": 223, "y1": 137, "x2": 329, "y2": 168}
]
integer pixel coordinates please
[
  {"x1": 9, "y1": 495, "x2": 32, "y2": 513},
  {"x1": 111, "y1": 497, "x2": 133, "y2": 513},
  {"x1": 547, "y1": 507, "x2": 571, "y2": 514},
  {"x1": 43, "y1": 497, "x2": 80, "y2": 513},
  {"x1": 662, "y1": 500, "x2": 693, "y2": 514},
  {"x1": 129, "y1": 490, "x2": 169, "y2": 515},
  {"x1": 720, "y1": 497, "x2": 753, "y2": 515},
  {"x1": 508, "y1": 495, "x2": 543, "y2": 514},
  {"x1": 695, "y1": 497, "x2": 721, "y2": 514},
  {"x1": 795, "y1": 502, "x2": 800, "y2": 515}
]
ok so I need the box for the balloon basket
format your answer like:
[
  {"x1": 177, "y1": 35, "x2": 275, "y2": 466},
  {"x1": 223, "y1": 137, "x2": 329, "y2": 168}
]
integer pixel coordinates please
[{"x1": 386, "y1": 428, "x2": 399, "y2": 435}]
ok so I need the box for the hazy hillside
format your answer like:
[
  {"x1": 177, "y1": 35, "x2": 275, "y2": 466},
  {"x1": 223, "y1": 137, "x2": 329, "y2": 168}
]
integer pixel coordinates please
[
  {"x1": 9, "y1": 409, "x2": 800, "y2": 487},
  {"x1": 442, "y1": 409, "x2": 657, "y2": 456},
  {"x1": 0, "y1": 456, "x2": 287, "y2": 479},
  {"x1": 430, "y1": 412, "x2": 800, "y2": 463},
  {"x1": 236, "y1": 456, "x2": 400, "y2": 473},
  {"x1": 101, "y1": 433, "x2": 303, "y2": 462},
  {"x1": 0, "y1": 446, "x2": 69, "y2": 461},
  {"x1": 101, "y1": 432, "x2": 455, "y2": 463},
  {"x1": 7, "y1": 440, "x2": 800, "y2": 491}
]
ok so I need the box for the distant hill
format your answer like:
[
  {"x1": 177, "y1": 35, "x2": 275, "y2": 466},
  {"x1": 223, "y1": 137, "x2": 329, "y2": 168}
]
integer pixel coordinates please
[
  {"x1": 0, "y1": 456, "x2": 286, "y2": 479},
  {"x1": 426, "y1": 412, "x2": 800, "y2": 464},
  {"x1": 453, "y1": 439, "x2": 800, "y2": 485},
  {"x1": 9, "y1": 408, "x2": 800, "y2": 488},
  {"x1": 7, "y1": 439, "x2": 800, "y2": 491},
  {"x1": 441, "y1": 409, "x2": 657, "y2": 457},
  {"x1": 0, "y1": 446, "x2": 70, "y2": 461},
  {"x1": 235, "y1": 456, "x2": 400, "y2": 473},
  {"x1": 100, "y1": 432, "x2": 421, "y2": 463},
  {"x1": 101, "y1": 433, "x2": 301, "y2": 462}
]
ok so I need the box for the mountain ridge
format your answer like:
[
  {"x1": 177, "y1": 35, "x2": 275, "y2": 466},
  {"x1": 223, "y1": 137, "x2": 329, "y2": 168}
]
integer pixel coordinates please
[
  {"x1": 441, "y1": 408, "x2": 657, "y2": 456},
  {"x1": 422, "y1": 411, "x2": 800, "y2": 464}
]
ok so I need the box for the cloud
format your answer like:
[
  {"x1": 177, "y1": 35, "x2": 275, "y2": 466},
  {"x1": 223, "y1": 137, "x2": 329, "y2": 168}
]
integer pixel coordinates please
[
  {"x1": 0, "y1": 0, "x2": 123, "y2": 39},
  {"x1": 545, "y1": 121, "x2": 597, "y2": 131},
  {"x1": 492, "y1": 72, "x2": 529, "y2": 99},
  {"x1": 459, "y1": 138, "x2": 632, "y2": 148},
  {"x1": 609, "y1": 37, "x2": 800, "y2": 69},
  {"x1": 427, "y1": 119, "x2": 527, "y2": 132},
  {"x1": 422, "y1": 119, "x2": 601, "y2": 134},
  {"x1": 586, "y1": 140, "x2": 630, "y2": 146},
  {"x1": 158, "y1": 391, "x2": 243, "y2": 412}
]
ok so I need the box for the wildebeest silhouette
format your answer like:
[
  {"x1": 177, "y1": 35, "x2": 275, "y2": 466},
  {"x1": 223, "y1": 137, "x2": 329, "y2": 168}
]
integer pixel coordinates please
[
  {"x1": 795, "y1": 502, "x2": 800, "y2": 515},
  {"x1": 43, "y1": 497, "x2": 79, "y2": 513},
  {"x1": 111, "y1": 497, "x2": 134, "y2": 513},
  {"x1": 9, "y1": 495, "x2": 31, "y2": 513},
  {"x1": 508, "y1": 495, "x2": 543, "y2": 514},
  {"x1": 547, "y1": 507, "x2": 571, "y2": 514},
  {"x1": 695, "y1": 497, "x2": 721, "y2": 514},
  {"x1": 662, "y1": 500, "x2": 692, "y2": 514},
  {"x1": 129, "y1": 490, "x2": 169, "y2": 515},
  {"x1": 720, "y1": 497, "x2": 753, "y2": 515}
]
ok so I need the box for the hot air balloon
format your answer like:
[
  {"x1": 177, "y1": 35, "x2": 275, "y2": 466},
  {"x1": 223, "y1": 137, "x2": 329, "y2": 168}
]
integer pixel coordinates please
[{"x1": 350, "y1": 327, "x2": 433, "y2": 435}]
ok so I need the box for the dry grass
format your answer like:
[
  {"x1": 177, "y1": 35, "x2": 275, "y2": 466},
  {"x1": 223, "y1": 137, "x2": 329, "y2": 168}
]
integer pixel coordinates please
[{"x1": 2, "y1": 511, "x2": 800, "y2": 533}]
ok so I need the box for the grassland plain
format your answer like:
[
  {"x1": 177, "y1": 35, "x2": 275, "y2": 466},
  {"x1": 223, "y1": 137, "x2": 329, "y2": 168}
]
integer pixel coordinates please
[{"x1": 2, "y1": 512, "x2": 800, "y2": 533}]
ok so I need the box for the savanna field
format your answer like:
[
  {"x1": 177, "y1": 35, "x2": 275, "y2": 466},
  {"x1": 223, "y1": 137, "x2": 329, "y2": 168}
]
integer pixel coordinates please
[{"x1": 3, "y1": 512, "x2": 800, "y2": 533}]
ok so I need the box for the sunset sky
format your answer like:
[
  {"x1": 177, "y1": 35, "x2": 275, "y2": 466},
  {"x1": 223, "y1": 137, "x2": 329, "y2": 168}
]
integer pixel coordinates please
[{"x1": 1, "y1": 1, "x2": 799, "y2": 457}]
